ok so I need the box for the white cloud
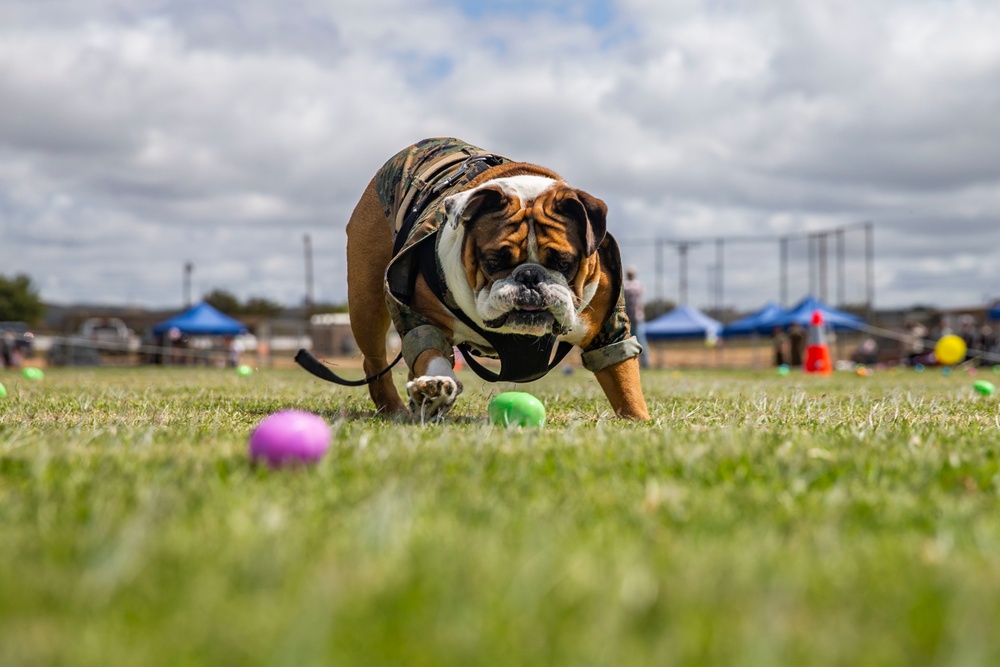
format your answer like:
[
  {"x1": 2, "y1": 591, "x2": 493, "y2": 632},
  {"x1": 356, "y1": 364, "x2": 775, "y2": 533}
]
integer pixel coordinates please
[{"x1": 0, "y1": 0, "x2": 999, "y2": 313}]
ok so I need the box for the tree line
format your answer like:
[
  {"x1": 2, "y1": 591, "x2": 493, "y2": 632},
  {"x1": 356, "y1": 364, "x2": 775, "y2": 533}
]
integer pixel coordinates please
[
  {"x1": 0, "y1": 274, "x2": 338, "y2": 324},
  {"x1": 0, "y1": 274, "x2": 45, "y2": 323}
]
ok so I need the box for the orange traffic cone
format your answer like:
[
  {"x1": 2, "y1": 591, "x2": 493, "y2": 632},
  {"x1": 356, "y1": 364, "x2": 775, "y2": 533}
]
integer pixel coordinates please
[{"x1": 804, "y1": 310, "x2": 833, "y2": 375}]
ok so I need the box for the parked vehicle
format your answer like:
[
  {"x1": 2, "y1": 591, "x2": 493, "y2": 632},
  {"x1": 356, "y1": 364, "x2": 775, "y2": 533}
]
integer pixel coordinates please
[
  {"x1": 79, "y1": 318, "x2": 138, "y2": 355},
  {"x1": 0, "y1": 321, "x2": 35, "y2": 356},
  {"x1": 47, "y1": 318, "x2": 139, "y2": 366}
]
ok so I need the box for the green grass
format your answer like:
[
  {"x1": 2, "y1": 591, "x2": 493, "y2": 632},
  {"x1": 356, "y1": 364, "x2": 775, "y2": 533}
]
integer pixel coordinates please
[{"x1": 2, "y1": 365, "x2": 1000, "y2": 666}]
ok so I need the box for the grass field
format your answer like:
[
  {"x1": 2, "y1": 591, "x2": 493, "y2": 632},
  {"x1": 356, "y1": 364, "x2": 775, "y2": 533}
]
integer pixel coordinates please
[{"x1": 2, "y1": 364, "x2": 1000, "y2": 666}]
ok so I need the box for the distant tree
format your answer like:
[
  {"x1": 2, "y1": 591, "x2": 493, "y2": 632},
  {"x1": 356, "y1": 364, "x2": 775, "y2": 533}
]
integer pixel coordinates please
[
  {"x1": 243, "y1": 297, "x2": 283, "y2": 318},
  {"x1": 839, "y1": 303, "x2": 871, "y2": 318},
  {"x1": 0, "y1": 273, "x2": 45, "y2": 323},
  {"x1": 202, "y1": 289, "x2": 241, "y2": 316}
]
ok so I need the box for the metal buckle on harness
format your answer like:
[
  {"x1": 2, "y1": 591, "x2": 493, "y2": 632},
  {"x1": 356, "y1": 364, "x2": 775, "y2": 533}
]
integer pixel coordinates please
[{"x1": 428, "y1": 154, "x2": 504, "y2": 196}]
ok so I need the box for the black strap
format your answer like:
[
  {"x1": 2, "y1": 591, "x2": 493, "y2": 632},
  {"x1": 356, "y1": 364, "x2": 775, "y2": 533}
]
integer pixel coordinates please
[
  {"x1": 295, "y1": 348, "x2": 402, "y2": 387},
  {"x1": 457, "y1": 338, "x2": 572, "y2": 383}
]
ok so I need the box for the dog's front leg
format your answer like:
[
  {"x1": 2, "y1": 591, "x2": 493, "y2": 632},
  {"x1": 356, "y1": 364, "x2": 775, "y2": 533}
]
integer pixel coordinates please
[
  {"x1": 594, "y1": 356, "x2": 650, "y2": 420},
  {"x1": 407, "y1": 348, "x2": 463, "y2": 422}
]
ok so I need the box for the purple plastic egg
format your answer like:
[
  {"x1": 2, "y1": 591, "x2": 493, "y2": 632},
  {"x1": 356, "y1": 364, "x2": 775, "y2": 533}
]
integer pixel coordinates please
[{"x1": 249, "y1": 410, "x2": 331, "y2": 467}]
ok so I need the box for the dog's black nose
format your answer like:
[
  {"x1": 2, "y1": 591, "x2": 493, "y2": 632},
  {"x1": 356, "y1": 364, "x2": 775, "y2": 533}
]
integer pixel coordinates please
[{"x1": 512, "y1": 265, "x2": 545, "y2": 287}]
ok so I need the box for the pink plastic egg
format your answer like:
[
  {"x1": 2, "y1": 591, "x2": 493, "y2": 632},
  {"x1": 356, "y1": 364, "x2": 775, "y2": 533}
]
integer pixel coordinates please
[{"x1": 248, "y1": 410, "x2": 331, "y2": 467}]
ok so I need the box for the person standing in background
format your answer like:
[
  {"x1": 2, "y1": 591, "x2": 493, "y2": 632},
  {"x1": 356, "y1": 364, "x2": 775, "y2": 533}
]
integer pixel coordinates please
[
  {"x1": 0, "y1": 331, "x2": 10, "y2": 368},
  {"x1": 226, "y1": 336, "x2": 245, "y2": 368},
  {"x1": 623, "y1": 266, "x2": 650, "y2": 369},
  {"x1": 903, "y1": 320, "x2": 928, "y2": 366},
  {"x1": 772, "y1": 326, "x2": 787, "y2": 367},
  {"x1": 788, "y1": 323, "x2": 805, "y2": 367}
]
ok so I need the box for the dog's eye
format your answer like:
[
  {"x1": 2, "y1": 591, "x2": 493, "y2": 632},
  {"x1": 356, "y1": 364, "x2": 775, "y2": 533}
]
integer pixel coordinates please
[
  {"x1": 480, "y1": 251, "x2": 509, "y2": 274},
  {"x1": 550, "y1": 254, "x2": 576, "y2": 274}
]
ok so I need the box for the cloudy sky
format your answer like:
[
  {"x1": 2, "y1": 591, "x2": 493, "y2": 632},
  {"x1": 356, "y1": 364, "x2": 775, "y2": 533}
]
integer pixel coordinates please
[{"x1": 2, "y1": 0, "x2": 999, "y2": 313}]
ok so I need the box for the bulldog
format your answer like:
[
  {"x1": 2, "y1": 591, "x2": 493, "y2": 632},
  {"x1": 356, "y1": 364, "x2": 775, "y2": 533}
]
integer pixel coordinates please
[{"x1": 298, "y1": 138, "x2": 649, "y2": 421}]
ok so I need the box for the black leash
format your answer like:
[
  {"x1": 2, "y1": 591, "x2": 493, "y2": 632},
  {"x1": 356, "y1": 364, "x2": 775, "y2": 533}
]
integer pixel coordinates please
[{"x1": 295, "y1": 348, "x2": 402, "y2": 387}]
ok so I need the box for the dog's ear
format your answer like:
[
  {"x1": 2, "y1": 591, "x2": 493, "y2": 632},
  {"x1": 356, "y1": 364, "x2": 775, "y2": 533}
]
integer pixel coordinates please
[
  {"x1": 444, "y1": 185, "x2": 507, "y2": 229},
  {"x1": 555, "y1": 188, "x2": 608, "y2": 256}
]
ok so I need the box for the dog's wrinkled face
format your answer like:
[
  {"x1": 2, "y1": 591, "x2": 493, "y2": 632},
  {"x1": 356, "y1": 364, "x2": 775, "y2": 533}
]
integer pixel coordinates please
[{"x1": 438, "y1": 176, "x2": 608, "y2": 338}]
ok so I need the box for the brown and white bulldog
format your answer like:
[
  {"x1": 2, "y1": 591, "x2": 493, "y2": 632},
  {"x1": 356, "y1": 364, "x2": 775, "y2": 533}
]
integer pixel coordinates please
[{"x1": 328, "y1": 138, "x2": 649, "y2": 421}]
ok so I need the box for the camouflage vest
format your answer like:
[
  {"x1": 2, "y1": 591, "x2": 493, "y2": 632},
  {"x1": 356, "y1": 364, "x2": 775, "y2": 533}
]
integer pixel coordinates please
[{"x1": 374, "y1": 138, "x2": 641, "y2": 379}]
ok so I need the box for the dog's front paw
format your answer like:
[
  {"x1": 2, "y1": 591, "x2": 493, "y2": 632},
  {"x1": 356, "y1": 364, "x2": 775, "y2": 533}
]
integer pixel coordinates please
[{"x1": 406, "y1": 375, "x2": 463, "y2": 422}]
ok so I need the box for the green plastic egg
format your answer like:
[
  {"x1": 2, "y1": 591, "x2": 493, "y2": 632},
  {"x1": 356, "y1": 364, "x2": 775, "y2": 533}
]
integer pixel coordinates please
[
  {"x1": 973, "y1": 380, "x2": 995, "y2": 396},
  {"x1": 21, "y1": 367, "x2": 44, "y2": 380},
  {"x1": 489, "y1": 391, "x2": 546, "y2": 428},
  {"x1": 0, "y1": 382, "x2": 6, "y2": 398},
  {"x1": 237, "y1": 364, "x2": 254, "y2": 377}
]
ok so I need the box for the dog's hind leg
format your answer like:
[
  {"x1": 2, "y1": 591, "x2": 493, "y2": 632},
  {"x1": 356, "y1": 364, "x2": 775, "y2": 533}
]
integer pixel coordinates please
[{"x1": 346, "y1": 179, "x2": 408, "y2": 416}]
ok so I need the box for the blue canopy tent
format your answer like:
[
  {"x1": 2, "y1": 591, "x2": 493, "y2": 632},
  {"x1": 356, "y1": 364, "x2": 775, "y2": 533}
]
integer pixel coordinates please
[
  {"x1": 989, "y1": 303, "x2": 1000, "y2": 320},
  {"x1": 645, "y1": 304, "x2": 722, "y2": 340},
  {"x1": 720, "y1": 301, "x2": 785, "y2": 337},
  {"x1": 152, "y1": 302, "x2": 248, "y2": 336},
  {"x1": 770, "y1": 295, "x2": 866, "y2": 332}
]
